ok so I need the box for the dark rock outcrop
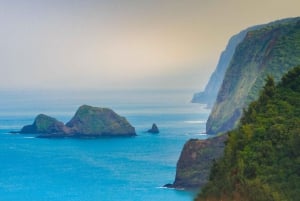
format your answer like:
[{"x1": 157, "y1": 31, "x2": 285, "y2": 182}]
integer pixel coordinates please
[
  {"x1": 167, "y1": 135, "x2": 227, "y2": 189},
  {"x1": 147, "y1": 123, "x2": 159, "y2": 134},
  {"x1": 19, "y1": 105, "x2": 136, "y2": 138}
]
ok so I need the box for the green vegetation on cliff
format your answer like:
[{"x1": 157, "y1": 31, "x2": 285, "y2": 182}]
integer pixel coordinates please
[
  {"x1": 207, "y1": 17, "x2": 300, "y2": 134},
  {"x1": 196, "y1": 66, "x2": 300, "y2": 201},
  {"x1": 192, "y1": 25, "x2": 262, "y2": 107}
]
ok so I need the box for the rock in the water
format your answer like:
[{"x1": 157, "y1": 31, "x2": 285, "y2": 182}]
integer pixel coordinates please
[
  {"x1": 166, "y1": 134, "x2": 227, "y2": 189},
  {"x1": 20, "y1": 114, "x2": 68, "y2": 134},
  {"x1": 66, "y1": 105, "x2": 136, "y2": 137},
  {"x1": 147, "y1": 123, "x2": 159, "y2": 133},
  {"x1": 18, "y1": 105, "x2": 136, "y2": 138}
]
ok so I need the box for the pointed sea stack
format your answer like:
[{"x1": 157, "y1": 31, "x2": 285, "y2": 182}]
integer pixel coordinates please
[{"x1": 147, "y1": 123, "x2": 159, "y2": 134}]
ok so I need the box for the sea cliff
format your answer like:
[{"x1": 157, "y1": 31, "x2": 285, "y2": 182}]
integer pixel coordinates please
[
  {"x1": 166, "y1": 135, "x2": 227, "y2": 189},
  {"x1": 197, "y1": 66, "x2": 300, "y2": 201},
  {"x1": 191, "y1": 25, "x2": 261, "y2": 108},
  {"x1": 171, "y1": 17, "x2": 300, "y2": 191},
  {"x1": 207, "y1": 17, "x2": 300, "y2": 134}
]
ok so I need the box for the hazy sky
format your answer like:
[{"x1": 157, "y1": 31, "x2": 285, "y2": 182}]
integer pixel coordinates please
[{"x1": 0, "y1": 0, "x2": 299, "y2": 90}]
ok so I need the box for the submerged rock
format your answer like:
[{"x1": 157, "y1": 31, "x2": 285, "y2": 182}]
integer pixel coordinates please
[
  {"x1": 18, "y1": 105, "x2": 136, "y2": 138},
  {"x1": 147, "y1": 123, "x2": 159, "y2": 134}
]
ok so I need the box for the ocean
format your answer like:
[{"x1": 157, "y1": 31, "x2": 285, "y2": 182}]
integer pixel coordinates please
[{"x1": 0, "y1": 90, "x2": 210, "y2": 201}]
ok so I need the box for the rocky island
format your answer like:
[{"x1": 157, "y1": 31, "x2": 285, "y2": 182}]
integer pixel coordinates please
[
  {"x1": 147, "y1": 123, "x2": 159, "y2": 134},
  {"x1": 18, "y1": 105, "x2": 136, "y2": 138}
]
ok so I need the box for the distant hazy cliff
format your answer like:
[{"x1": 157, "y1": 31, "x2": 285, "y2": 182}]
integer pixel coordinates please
[
  {"x1": 207, "y1": 17, "x2": 300, "y2": 134},
  {"x1": 191, "y1": 26, "x2": 260, "y2": 107}
]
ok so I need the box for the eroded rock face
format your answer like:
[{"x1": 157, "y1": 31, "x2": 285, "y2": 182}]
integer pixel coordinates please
[
  {"x1": 19, "y1": 105, "x2": 136, "y2": 138},
  {"x1": 167, "y1": 135, "x2": 227, "y2": 189}
]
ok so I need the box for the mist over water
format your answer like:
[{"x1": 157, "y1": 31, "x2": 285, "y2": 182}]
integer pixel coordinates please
[{"x1": 0, "y1": 89, "x2": 209, "y2": 201}]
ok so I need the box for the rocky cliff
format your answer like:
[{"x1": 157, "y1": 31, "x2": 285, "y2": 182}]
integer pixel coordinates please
[
  {"x1": 191, "y1": 25, "x2": 261, "y2": 108},
  {"x1": 168, "y1": 17, "x2": 300, "y2": 191},
  {"x1": 197, "y1": 66, "x2": 300, "y2": 201},
  {"x1": 19, "y1": 105, "x2": 136, "y2": 137},
  {"x1": 166, "y1": 135, "x2": 227, "y2": 189},
  {"x1": 207, "y1": 17, "x2": 300, "y2": 134}
]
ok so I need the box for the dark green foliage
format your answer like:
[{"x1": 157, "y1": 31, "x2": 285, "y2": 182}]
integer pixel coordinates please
[{"x1": 196, "y1": 66, "x2": 300, "y2": 201}]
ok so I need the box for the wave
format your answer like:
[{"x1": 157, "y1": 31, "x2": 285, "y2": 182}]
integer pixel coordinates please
[
  {"x1": 23, "y1": 136, "x2": 35, "y2": 139},
  {"x1": 156, "y1": 186, "x2": 168, "y2": 189}
]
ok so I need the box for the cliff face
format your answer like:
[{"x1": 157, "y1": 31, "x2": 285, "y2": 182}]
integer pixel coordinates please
[
  {"x1": 207, "y1": 17, "x2": 300, "y2": 134},
  {"x1": 191, "y1": 26, "x2": 260, "y2": 108},
  {"x1": 197, "y1": 66, "x2": 300, "y2": 201},
  {"x1": 168, "y1": 135, "x2": 227, "y2": 189},
  {"x1": 169, "y1": 17, "x2": 300, "y2": 191}
]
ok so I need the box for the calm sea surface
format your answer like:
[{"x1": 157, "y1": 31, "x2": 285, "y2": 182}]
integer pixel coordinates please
[{"x1": 0, "y1": 90, "x2": 210, "y2": 201}]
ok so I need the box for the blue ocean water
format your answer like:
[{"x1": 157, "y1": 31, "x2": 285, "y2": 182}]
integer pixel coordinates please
[{"x1": 0, "y1": 90, "x2": 210, "y2": 201}]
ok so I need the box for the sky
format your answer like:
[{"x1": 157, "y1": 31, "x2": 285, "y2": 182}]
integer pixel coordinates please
[{"x1": 0, "y1": 0, "x2": 299, "y2": 91}]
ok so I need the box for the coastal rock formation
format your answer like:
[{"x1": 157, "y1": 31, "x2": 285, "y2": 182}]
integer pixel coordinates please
[
  {"x1": 166, "y1": 135, "x2": 227, "y2": 189},
  {"x1": 207, "y1": 17, "x2": 300, "y2": 134},
  {"x1": 20, "y1": 114, "x2": 68, "y2": 134},
  {"x1": 191, "y1": 25, "x2": 262, "y2": 108},
  {"x1": 147, "y1": 123, "x2": 159, "y2": 134},
  {"x1": 197, "y1": 66, "x2": 300, "y2": 201},
  {"x1": 66, "y1": 105, "x2": 136, "y2": 137},
  {"x1": 19, "y1": 105, "x2": 136, "y2": 137}
]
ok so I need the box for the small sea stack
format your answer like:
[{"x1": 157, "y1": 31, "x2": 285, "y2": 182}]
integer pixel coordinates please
[{"x1": 147, "y1": 123, "x2": 159, "y2": 134}]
